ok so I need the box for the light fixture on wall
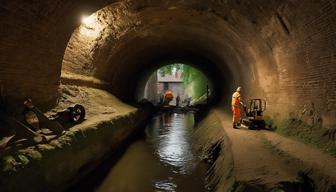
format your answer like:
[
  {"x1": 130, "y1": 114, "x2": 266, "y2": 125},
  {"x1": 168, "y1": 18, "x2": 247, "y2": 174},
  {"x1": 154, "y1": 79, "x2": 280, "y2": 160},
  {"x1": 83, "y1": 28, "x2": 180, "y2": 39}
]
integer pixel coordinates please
[
  {"x1": 81, "y1": 15, "x2": 95, "y2": 27},
  {"x1": 79, "y1": 14, "x2": 103, "y2": 37}
]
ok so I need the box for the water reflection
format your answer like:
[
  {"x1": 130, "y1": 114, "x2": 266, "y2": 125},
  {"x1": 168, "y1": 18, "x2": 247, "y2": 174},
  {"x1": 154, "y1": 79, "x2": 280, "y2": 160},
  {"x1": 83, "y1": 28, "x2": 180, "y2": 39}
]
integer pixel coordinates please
[
  {"x1": 154, "y1": 178, "x2": 177, "y2": 192},
  {"x1": 155, "y1": 113, "x2": 197, "y2": 174},
  {"x1": 162, "y1": 112, "x2": 172, "y2": 126},
  {"x1": 97, "y1": 112, "x2": 206, "y2": 192}
]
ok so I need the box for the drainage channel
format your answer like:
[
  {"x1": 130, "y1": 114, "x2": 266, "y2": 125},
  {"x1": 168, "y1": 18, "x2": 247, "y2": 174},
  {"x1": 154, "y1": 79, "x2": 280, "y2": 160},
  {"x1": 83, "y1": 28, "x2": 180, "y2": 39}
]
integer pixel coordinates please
[{"x1": 70, "y1": 112, "x2": 207, "y2": 192}]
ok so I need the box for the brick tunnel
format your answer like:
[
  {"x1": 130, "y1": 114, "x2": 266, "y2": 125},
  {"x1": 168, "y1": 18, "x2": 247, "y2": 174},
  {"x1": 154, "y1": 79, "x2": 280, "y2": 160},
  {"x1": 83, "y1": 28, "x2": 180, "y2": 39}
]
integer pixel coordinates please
[{"x1": 0, "y1": 1, "x2": 335, "y2": 192}]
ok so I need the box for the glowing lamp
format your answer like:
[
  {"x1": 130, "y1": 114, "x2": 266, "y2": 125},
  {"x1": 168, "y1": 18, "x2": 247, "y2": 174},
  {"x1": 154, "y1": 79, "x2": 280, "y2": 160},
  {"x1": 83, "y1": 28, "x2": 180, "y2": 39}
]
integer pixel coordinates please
[{"x1": 81, "y1": 15, "x2": 95, "y2": 26}]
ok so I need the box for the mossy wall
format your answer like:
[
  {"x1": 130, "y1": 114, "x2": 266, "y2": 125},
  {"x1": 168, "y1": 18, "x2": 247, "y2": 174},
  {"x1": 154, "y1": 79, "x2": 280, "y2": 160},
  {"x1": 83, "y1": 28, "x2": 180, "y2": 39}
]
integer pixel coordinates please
[{"x1": 266, "y1": 102, "x2": 336, "y2": 157}]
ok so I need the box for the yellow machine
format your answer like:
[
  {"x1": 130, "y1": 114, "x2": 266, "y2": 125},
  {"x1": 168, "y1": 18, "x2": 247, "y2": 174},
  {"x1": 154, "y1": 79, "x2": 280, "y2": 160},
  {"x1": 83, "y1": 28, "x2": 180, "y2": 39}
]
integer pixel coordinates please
[{"x1": 242, "y1": 99, "x2": 266, "y2": 129}]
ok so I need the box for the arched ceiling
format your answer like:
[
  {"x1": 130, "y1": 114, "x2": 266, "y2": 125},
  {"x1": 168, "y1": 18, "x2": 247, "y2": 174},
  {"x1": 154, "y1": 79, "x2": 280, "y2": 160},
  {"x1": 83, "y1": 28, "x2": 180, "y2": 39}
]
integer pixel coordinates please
[
  {"x1": 61, "y1": 2, "x2": 277, "y2": 103},
  {"x1": 0, "y1": 0, "x2": 335, "y2": 124}
]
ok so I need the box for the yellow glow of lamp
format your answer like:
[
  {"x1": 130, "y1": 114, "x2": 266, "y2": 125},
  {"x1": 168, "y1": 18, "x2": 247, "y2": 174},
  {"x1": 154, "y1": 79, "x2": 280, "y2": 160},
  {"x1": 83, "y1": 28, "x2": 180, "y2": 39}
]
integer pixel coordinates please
[
  {"x1": 81, "y1": 15, "x2": 95, "y2": 27},
  {"x1": 80, "y1": 14, "x2": 102, "y2": 37}
]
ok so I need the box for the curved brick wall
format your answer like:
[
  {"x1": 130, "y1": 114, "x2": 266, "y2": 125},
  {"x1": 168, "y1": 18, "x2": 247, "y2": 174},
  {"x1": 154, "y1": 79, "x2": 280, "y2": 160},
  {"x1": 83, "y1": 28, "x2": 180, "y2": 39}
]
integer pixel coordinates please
[{"x1": 0, "y1": 0, "x2": 335, "y2": 125}]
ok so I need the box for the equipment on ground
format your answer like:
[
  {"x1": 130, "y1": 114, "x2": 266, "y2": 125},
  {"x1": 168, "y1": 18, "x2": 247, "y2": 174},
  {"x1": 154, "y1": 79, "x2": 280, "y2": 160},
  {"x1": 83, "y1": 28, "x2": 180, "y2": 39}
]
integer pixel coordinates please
[
  {"x1": 1, "y1": 98, "x2": 86, "y2": 149},
  {"x1": 242, "y1": 99, "x2": 266, "y2": 129},
  {"x1": 49, "y1": 104, "x2": 86, "y2": 124}
]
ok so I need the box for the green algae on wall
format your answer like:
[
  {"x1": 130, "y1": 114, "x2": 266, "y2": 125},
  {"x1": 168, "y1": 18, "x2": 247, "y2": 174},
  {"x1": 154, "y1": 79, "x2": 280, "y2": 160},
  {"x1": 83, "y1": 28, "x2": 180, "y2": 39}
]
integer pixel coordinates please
[{"x1": 274, "y1": 118, "x2": 336, "y2": 157}]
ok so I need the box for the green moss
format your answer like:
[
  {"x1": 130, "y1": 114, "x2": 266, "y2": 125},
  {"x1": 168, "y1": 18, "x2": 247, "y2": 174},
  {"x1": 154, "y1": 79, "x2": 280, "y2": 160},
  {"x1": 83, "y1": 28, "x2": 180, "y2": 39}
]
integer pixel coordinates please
[
  {"x1": 17, "y1": 155, "x2": 29, "y2": 165},
  {"x1": 328, "y1": 147, "x2": 336, "y2": 157},
  {"x1": 37, "y1": 144, "x2": 55, "y2": 152},
  {"x1": 20, "y1": 148, "x2": 43, "y2": 160},
  {"x1": 49, "y1": 134, "x2": 73, "y2": 148},
  {"x1": 275, "y1": 119, "x2": 336, "y2": 157},
  {"x1": 2, "y1": 156, "x2": 18, "y2": 172}
]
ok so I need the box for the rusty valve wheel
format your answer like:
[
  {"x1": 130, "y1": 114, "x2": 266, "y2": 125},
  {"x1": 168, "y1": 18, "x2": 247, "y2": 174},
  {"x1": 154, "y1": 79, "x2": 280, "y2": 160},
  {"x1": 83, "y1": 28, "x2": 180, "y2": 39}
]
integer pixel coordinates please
[{"x1": 69, "y1": 104, "x2": 86, "y2": 123}]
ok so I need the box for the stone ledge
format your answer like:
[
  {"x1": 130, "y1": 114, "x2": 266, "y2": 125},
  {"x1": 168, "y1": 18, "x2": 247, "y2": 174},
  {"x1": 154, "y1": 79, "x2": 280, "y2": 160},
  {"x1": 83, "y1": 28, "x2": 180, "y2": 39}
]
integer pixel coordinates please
[
  {"x1": 0, "y1": 107, "x2": 151, "y2": 192},
  {"x1": 193, "y1": 110, "x2": 235, "y2": 192},
  {"x1": 262, "y1": 131, "x2": 336, "y2": 192}
]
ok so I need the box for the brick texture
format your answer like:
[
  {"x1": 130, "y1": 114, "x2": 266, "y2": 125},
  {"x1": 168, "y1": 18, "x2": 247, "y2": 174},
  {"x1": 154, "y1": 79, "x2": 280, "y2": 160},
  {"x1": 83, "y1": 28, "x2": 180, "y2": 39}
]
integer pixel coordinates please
[{"x1": 0, "y1": 0, "x2": 335, "y2": 126}]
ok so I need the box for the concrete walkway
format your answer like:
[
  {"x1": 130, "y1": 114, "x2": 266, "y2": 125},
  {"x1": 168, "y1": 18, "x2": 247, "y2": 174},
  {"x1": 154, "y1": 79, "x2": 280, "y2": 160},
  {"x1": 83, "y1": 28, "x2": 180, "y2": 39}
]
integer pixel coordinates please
[{"x1": 215, "y1": 109, "x2": 336, "y2": 190}]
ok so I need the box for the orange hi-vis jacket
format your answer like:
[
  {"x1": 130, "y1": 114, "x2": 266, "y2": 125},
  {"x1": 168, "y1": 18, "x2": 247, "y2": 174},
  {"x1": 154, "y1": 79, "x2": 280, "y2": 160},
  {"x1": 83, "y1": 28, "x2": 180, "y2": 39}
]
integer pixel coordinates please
[
  {"x1": 232, "y1": 91, "x2": 241, "y2": 107},
  {"x1": 231, "y1": 91, "x2": 242, "y2": 122},
  {"x1": 164, "y1": 91, "x2": 174, "y2": 100},
  {"x1": 164, "y1": 91, "x2": 174, "y2": 104}
]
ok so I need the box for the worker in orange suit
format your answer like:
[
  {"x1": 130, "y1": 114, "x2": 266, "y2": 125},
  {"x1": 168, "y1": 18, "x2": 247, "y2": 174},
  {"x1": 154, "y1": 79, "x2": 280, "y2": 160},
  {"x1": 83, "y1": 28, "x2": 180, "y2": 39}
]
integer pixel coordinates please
[
  {"x1": 164, "y1": 90, "x2": 174, "y2": 105},
  {"x1": 232, "y1": 86, "x2": 244, "y2": 128}
]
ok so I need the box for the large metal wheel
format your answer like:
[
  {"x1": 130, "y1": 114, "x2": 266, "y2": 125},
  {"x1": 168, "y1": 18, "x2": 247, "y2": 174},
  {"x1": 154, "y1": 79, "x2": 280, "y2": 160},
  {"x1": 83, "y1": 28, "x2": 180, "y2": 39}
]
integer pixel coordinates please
[{"x1": 69, "y1": 104, "x2": 85, "y2": 123}]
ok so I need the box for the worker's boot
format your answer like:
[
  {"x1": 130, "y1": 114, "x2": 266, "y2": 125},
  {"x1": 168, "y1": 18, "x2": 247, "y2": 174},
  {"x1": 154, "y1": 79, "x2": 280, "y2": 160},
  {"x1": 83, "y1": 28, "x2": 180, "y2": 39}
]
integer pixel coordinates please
[
  {"x1": 233, "y1": 122, "x2": 237, "y2": 128},
  {"x1": 237, "y1": 120, "x2": 241, "y2": 126}
]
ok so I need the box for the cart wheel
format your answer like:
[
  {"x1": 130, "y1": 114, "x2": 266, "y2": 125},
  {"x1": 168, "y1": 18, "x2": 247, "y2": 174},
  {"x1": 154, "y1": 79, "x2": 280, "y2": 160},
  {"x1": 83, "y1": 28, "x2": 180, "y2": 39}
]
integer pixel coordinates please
[{"x1": 69, "y1": 104, "x2": 85, "y2": 123}]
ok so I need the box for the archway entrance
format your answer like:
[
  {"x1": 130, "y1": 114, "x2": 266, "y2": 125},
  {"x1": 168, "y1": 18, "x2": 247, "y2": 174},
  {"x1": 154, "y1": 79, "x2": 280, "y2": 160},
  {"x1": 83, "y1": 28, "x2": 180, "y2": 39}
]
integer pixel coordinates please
[{"x1": 136, "y1": 63, "x2": 215, "y2": 106}]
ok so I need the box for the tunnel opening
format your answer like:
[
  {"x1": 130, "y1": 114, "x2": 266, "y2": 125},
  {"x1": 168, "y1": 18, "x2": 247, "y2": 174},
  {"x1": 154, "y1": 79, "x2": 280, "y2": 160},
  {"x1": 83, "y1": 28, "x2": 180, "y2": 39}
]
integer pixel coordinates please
[
  {"x1": 136, "y1": 62, "x2": 216, "y2": 107},
  {"x1": 122, "y1": 46, "x2": 235, "y2": 107}
]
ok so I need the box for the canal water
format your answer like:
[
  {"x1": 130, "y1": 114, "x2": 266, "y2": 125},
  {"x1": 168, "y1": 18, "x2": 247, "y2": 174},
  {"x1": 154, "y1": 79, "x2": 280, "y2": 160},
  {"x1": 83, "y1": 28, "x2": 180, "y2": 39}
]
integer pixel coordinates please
[{"x1": 95, "y1": 112, "x2": 207, "y2": 192}]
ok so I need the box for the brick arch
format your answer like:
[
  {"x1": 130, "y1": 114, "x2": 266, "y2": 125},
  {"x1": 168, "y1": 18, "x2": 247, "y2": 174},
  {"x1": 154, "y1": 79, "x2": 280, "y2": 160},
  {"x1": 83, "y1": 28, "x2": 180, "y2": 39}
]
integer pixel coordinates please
[{"x1": 0, "y1": 0, "x2": 334, "y2": 125}]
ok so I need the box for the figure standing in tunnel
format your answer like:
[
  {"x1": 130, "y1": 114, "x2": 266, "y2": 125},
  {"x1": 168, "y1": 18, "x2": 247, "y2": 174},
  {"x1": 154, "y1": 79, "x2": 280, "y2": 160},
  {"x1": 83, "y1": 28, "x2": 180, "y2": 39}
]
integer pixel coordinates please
[
  {"x1": 232, "y1": 86, "x2": 244, "y2": 128},
  {"x1": 159, "y1": 94, "x2": 164, "y2": 105},
  {"x1": 176, "y1": 94, "x2": 181, "y2": 107}
]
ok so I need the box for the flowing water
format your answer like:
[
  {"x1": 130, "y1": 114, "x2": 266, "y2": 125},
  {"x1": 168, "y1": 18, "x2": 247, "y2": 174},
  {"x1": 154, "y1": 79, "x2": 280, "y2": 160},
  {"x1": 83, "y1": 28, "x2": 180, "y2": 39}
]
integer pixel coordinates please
[{"x1": 95, "y1": 112, "x2": 207, "y2": 192}]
